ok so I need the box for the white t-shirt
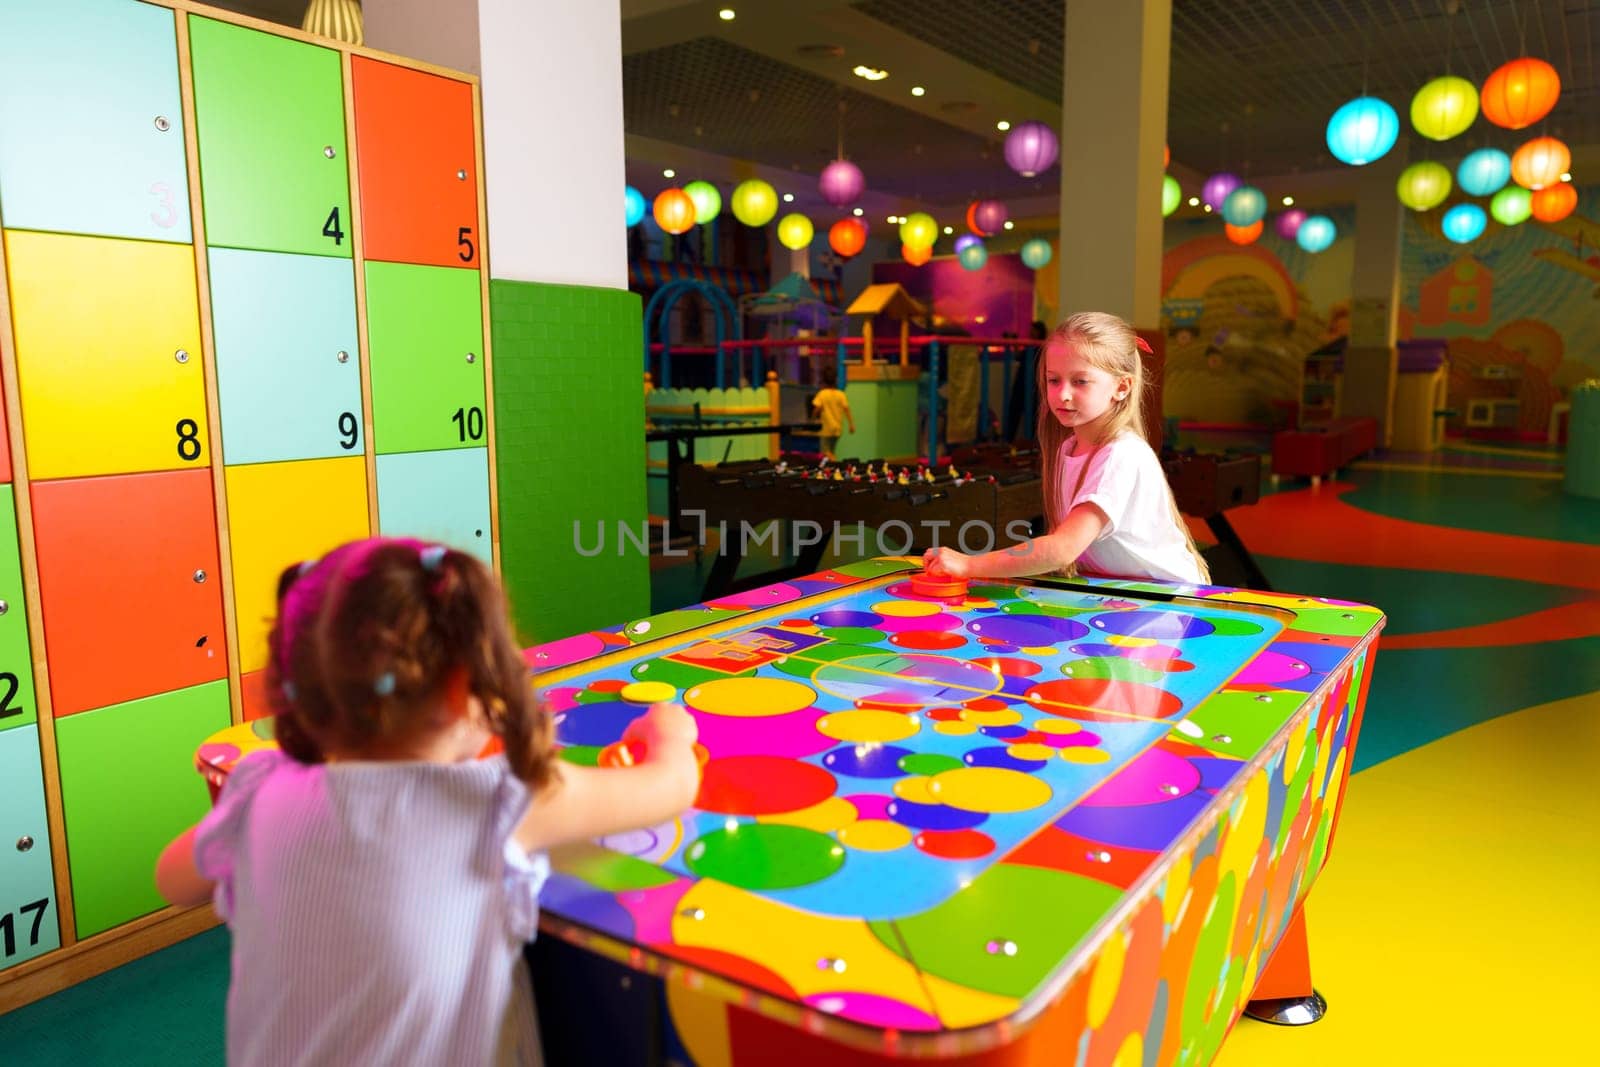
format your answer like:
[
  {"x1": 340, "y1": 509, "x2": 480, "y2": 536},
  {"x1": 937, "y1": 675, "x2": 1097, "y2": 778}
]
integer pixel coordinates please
[{"x1": 1054, "y1": 431, "x2": 1204, "y2": 584}]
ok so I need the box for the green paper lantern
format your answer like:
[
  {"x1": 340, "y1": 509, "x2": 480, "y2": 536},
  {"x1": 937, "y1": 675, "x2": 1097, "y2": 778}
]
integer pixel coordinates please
[
  {"x1": 730, "y1": 179, "x2": 778, "y2": 227},
  {"x1": 1020, "y1": 238, "x2": 1052, "y2": 269},
  {"x1": 1411, "y1": 75, "x2": 1478, "y2": 141},
  {"x1": 899, "y1": 212, "x2": 938, "y2": 249},
  {"x1": 1396, "y1": 161, "x2": 1453, "y2": 211},
  {"x1": 1490, "y1": 185, "x2": 1532, "y2": 226},
  {"x1": 1162, "y1": 175, "x2": 1181, "y2": 217},
  {"x1": 776, "y1": 212, "x2": 814, "y2": 251},
  {"x1": 683, "y1": 181, "x2": 721, "y2": 224}
]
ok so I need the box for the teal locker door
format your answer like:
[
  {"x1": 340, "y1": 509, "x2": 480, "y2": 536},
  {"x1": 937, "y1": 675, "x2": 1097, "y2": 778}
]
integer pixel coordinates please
[
  {"x1": 0, "y1": 485, "x2": 39, "y2": 733},
  {"x1": 188, "y1": 15, "x2": 351, "y2": 257},
  {"x1": 376, "y1": 448, "x2": 491, "y2": 566},
  {"x1": 365, "y1": 262, "x2": 486, "y2": 455},
  {"x1": 0, "y1": 726, "x2": 59, "y2": 970},
  {"x1": 210, "y1": 248, "x2": 362, "y2": 465},
  {"x1": 0, "y1": 0, "x2": 191, "y2": 243}
]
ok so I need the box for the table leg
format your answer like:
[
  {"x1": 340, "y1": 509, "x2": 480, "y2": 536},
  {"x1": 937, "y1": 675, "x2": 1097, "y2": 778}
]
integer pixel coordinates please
[
  {"x1": 1205, "y1": 513, "x2": 1273, "y2": 591},
  {"x1": 1242, "y1": 906, "x2": 1326, "y2": 1025}
]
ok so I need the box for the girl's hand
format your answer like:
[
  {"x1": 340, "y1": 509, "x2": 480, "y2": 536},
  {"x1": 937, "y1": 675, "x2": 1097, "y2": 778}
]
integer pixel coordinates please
[
  {"x1": 624, "y1": 702, "x2": 697, "y2": 757},
  {"x1": 921, "y1": 546, "x2": 970, "y2": 579}
]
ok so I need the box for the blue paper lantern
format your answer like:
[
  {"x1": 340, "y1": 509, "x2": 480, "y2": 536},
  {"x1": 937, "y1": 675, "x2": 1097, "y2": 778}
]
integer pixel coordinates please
[
  {"x1": 624, "y1": 185, "x2": 646, "y2": 228},
  {"x1": 1296, "y1": 215, "x2": 1337, "y2": 253},
  {"x1": 1020, "y1": 238, "x2": 1052, "y2": 269},
  {"x1": 1221, "y1": 185, "x2": 1268, "y2": 227},
  {"x1": 1456, "y1": 148, "x2": 1512, "y2": 197},
  {"x1": 958, "y1": 240, "x2": 988, "y2": 271},
  {"x1": 953, "y1": 234, "x2": 982, "y2": 255},
  {"x1": 1326, "y1": 96, "x2": 1399, "y2": 166},
  {"x1": 1441, "y1": 203, "x2": 1487, "y2": 244}
]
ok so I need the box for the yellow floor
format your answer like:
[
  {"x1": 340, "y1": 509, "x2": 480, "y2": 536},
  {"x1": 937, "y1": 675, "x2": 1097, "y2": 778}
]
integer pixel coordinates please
[{"x1": 1218, "y1": 692, "x2": 1600, "y2": 1065}]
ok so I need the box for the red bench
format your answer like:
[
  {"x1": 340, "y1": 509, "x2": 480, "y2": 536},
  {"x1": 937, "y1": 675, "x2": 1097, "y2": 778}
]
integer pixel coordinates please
[{"x1": 1271, "y1": 416, "x2": 1378, "y2": 480}]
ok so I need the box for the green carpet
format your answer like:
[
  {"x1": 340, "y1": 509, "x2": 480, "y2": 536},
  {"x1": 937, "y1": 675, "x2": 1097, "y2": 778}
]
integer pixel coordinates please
[{"x1": 1342, "y1": 469, "x2": 1600, "y2": 545}]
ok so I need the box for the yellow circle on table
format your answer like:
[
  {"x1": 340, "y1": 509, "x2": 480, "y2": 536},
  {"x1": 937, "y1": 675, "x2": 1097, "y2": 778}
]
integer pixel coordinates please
[
  {"x1": 928, "y1": 767, "x2": 1052, "y2": 813},
  {"x1": 959, "y1": 707, "x2": 1022, "y2": 727},
  {"x1": 620, "y1": 681, "x2": 676, "y2": 704},
  {"x1": 684, "y1": 677, "x2": 816, "y2": 717},
  {"x1": 892, "y1": 776, "x2": 938, "y2": 803},
  {"x1": 1060, "y1": 747, "x2": 1111, "y2": 764},
  {"x1": 873, "y1": 599, "x2": 940, "y2": 618},
  {"x1": 934, "y1": 721, "x2": 977, "y2": 736},
  {"x1": 1106, "y1": 634, "x2": 1156, "y2": 648},
  {"x1": 838, "y1": 820, "x2": 912, "y2": 852},
  {"x1": 759, "y1": 796, "x2": 857, "y2": 833},
  {"x1": 817, "y1": 709, "x2": 919, "y2": 743},
  {"x1": 1007, "y1": 742, "x2": 1056, "y2": 762},
  {"x1": 1033, "y1": 718, "x2": 1082, "y2": 735},
  {"x1": 1020, "y1": 645, "x2": 1057, "y2": 656}
]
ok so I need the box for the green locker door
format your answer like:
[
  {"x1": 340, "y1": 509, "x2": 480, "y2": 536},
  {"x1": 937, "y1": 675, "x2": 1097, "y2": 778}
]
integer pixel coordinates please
[
  {"x1": 188, "y1": 15, "x2": 351, "y2": 257},
  {"x1": 55, "y1": 680, "x2": 230, "y2": 937},
  {"x1": 365, "y1": 261, "x2": 486, "y2": 454},
  {"x1": 0, "y1": 726, "x2": 59, "y2": 970},
  {"x1": 0, "y1": 485, "x2": 39, "y2": 732}
]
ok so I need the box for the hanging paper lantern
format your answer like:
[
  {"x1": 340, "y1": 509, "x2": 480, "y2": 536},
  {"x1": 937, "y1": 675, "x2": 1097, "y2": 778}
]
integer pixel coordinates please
[
  {"x1": 776, "y1": 212, "x2": 814, "y2": 251},
  {"x1": 1441, "y1": 203, "x2": 1487, "y2": 243},
  {"x1": 652, "y1": 188, "x2": 696, "y2": 235},
  {"x1": 1296, "y1": 215, "x2": 1337, "y2": 253},
  {"x1": 1225, "y1": 220, "x2": 1264, "y2": 246},
  {"x1": 973, "y1": 199, "x2": 1008, "y2": 235},
  {"x1": 1530, "y1": 183, "x2": 1578, "y2": 223},
  {"x1": 819, "y1": 160, "x2": 866, "y2": 207},
  {"x1": 1020, "y1": 238, "x2": 1052, "y2": 269},
  {"x1": 954, "y1": 234, "x2": 981, "y2": 254},
  {"x1": 1275, "y1": 209, "x2": 1307, "y2": 240},
  {"x1": 1510, "y1": 136, "x2": 1570, "y2": 190},
  {"x1": 899, "y1": 212, "x2": 938, "y2": 249},
  {"x1": 1326, "y1": 96, "x2": 1399, "y2": 165},
  {"x1": 683, "y1": 180, "x2": 721, "y2": 225},
  {"x1": 624, "y1": 185, "x2": 646, "y2": 228},
  {"x1": 1003, "y1": 120, "x2": 1059, "y2": 178},
  {"x1": 828, "y1": 217, "x2": 867, "y2": 258},
  {"x1": 1221, "y1": 185, "x2": 1267, "y2": 227},
  {"x1": 1164, "y1": 144, "x2": 1170, "y2": 167},
  {"x1": 1410, "y1": 76, "x2": 1478, "y2": 141},
  {"x1": 1490, "y1": 185, "x2": 1533, "y2": 225},
  {"x1": 957, "y1": 240, "x2": 987, "y2": 271},
  {"x1": 1396, "y1": 161, "x2": 1452, "y2": 211},
  {"x1": 1457, "y1": 148, "x2": 1512, "y2": 197},
  {"x1": 964, "y1": 202, "x2": 984, "y2": 235},
  {"x1": 1201, "y1": 172, "x2": 1241, "y2": 211},
  {"x1": 1162, "y1": 175, "x2": 1182, "y2": 217},
  {"x1": 902, "y1": 242, "x2": 932, "y2": 266},
  {"x1": 729, "y1": 179, "x2": 778, "y2": 226},
  {"x1": 1481, "y1": 57, "x2": 1561, "y2": 130}
]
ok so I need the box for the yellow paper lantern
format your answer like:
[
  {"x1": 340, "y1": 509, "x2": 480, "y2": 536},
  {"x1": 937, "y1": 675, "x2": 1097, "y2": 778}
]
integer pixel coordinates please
[
  {"x1": 729, "y1": 179, "x2": 778, "y2": 226},
  {"x1": 776, "y1": 213, "x2": 814, "y2": 251},
  {"x1": 1410, "y1": 76, "x2": 1478, "y2": 141},
  {"x1": 899, "y1": 212, "x2": 938, "y2": 249},
  {"x1": 1396, "y1": 161, "x2": 1452, "y2": 211},
  {"x1": 1511, "y1": 136, "x2": 1570, "y2": 191}
]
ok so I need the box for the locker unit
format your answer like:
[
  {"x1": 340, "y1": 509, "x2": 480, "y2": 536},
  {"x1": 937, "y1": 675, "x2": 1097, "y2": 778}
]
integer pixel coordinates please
[{"x1": 0, "y1": 0, "x2": 497, "y2": 1001}]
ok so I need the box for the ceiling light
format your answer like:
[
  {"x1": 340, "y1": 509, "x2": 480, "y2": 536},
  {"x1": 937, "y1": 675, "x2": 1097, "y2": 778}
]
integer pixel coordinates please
[
  {"x1": 718, "y1": 8, "x2": 735, "y2": 20},
  {"x1": 996, "y1": 120, "x2": 1011, "y2": 131},
  {"x1": 1202, "y1": 203, "x2": 1212, "y2": 212},
  {"x1": 1187, "y1": 196, "x2": 1200, "y2": 206},
  {"x1": 911, "y1": 86, "x2": 925, "y2": 97},
  {"x1": 942, "y1": 225, "x2": 953, "y2": 234},
  {"x1": 783, "y1": 193, "x2": 794, "y2": 202},
  {"x1": 1282, "y1": 195, "x2": 1295, "y2": 206},
  {"x1": 662, "y1": 168, "x2": 675, "y2": 178},
  {"x1": 852, "y1": 207, "x2": 864, "y2": 216},
  {"x1": 1003, "y1": 220, "x2": 1014, "y2": 230},
  {"x1": 1560, "y1": 172, "x2": 1572, "y2": 182},
  {"x1": 886, "y1": 215, "x2": 898, "y2": 223},
  {"x1": 852, "y1": 65, "x2": 889, "y2": 81}
]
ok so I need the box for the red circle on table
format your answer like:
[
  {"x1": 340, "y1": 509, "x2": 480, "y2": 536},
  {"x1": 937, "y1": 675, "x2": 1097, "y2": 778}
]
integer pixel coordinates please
[
  {"x1": 1023, "y1": 678, "x2": 1184, "y2": 721},
  {"x1": 963, "y1": 697, "x2": 1008, "y2": 712},
  {"x1": 696, "y1": 755, "x2": 837, "y2": 815},
  {"x1": 780, "y1": 618, "x2": 814, "y2": 629},
  {"x1": 588, "y1": 678, "x2": 628, "y2": 693},
  {"x1": 914, "y1": 828, "x2": 996, "y2": 859},
  {"x1": 926, "y1": 706, "x2": 964, "y2": 721},
  {"x1": 890, "y1": 630, "x2": 966, "y2": 651},
  {"x1": 973, "y1": 656, "x2": 1043, "y2": 678}
]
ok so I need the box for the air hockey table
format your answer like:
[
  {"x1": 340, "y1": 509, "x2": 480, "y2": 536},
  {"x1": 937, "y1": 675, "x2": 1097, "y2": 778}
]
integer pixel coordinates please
[{"x1": 195, "y1": 558, "x2": 1384, "y2": 1065}]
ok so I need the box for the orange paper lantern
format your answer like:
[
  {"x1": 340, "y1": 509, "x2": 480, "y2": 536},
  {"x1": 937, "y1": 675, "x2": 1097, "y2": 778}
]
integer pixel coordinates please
[
  {"x1": 1481, "y1": 57, "x2": 1561, "y2": 130},
  {"x1": 1510, "y1": 136, "x2": 1570, "y2": 191},
  {"x1": 829, "y1": 217, "x2": 867, "y2": 258},
  {"x1": 1224, "y1": 219, "x2": 1263, "y2": 246},
  {"x1": 1530, "y1": 183, "x2": 1577, "y2": 223},
  {"x1": 652, "y1": 188, "x2": 696, "y2": 234},
  {"x1": 902, "y1": 242, "x2": 932, "y2": 266}
]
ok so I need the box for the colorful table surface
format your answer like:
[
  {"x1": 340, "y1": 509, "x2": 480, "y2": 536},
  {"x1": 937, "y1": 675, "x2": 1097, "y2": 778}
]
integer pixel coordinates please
[{"x1": 196, "y1": 558, "x2": 1385, "y2": 1056}]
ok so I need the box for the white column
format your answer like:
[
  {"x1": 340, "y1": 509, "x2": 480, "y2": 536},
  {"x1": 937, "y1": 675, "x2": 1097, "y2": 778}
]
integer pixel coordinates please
[{"x1": 1342, "y1": 142, "x2": 1408, "y2": 444}]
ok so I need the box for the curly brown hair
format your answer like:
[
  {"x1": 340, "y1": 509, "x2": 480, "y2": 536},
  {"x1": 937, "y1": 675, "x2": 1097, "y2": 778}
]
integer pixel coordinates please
[{"x1": 264, "y1": 538, "x2": 555, "y2": 788}]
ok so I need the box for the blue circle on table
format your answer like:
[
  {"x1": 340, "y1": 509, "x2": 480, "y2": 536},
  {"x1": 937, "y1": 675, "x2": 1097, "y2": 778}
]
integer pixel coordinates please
[
  {"x1": 823, "y1": 744, "x2": 913, "y2": 778},
  {"x1": 967, "y1": 615, "x2": 1089, "y2": 646},
  {"x1": 1090, "y1": 610, "x2": 1215, "y2": 640},
  {"x1": 887, "y1": 798, "x2": 988, "y2": 830},
  {"x1": 979, "y1": 725, "x2": 1029, "y2": 740},
  {"x1": 964, "y1": 746, "x2": 1048, "y2": 772},
  {"x1": 554, "y1": 699, "x2": 638, "y2": 747},
  {"x1": 813, "y1": 609, "x2": 882, "y2": 628}
]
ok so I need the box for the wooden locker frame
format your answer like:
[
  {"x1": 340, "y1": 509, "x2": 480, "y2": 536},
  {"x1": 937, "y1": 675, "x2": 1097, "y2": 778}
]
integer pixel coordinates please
[{"x1": 0, "y1": 0, "x2": 500, "y2": 1012}]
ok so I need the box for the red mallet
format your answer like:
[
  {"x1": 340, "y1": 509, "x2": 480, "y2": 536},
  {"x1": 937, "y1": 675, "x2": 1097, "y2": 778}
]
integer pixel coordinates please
[{"x1": 910, "y1": 571, "x2": 970, "y2": 599}]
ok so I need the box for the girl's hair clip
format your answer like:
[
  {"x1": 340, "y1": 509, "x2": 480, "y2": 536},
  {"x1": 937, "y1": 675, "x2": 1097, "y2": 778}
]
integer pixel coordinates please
[
  {"x1": 374, "y1": 672, "x2": 396, "y2": 697},
  {"x1": 419, "y1": 545, "x2": 447, "y2": 572},
  {"x1": 1134, "y1": 336, "x2": 1153, "y2": 354}
]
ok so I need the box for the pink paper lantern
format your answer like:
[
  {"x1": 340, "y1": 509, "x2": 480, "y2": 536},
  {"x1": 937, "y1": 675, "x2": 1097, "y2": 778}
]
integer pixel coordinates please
[
  {"x1": 1004, "y1": 121, "x2": 1059, "y2": 178},
  {"x1": 973, "y1": 199, "x2": 1008, "y2": 235},
  {"x1": 819, "y1": 160, "x2": 866, "y2": 207},
  {"x1": 1202, "y1": 172, "x2": 1241, "y2": 211},
  {"x1": 1274, "y1": 209, "x2": 1307, "y2": 240}
]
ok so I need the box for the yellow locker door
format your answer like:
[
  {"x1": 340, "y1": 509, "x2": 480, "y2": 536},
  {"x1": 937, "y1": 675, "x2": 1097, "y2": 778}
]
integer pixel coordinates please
[
  {"x1": 224, "y1": 456, "x2": 369, "y2": 674},
  {"x1": 5, "y1": 231, "x2": 208, "y2": 479}
]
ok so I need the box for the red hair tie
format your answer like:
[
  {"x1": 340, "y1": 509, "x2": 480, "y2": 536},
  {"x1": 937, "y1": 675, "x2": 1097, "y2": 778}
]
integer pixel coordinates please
[{"x1": 1135, "y1": 336, "x2": 1153, "y2": 354}]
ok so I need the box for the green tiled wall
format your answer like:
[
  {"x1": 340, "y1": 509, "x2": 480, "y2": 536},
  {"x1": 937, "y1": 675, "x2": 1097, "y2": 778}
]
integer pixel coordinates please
[{"x1": 490, "y1": 280, "x2": 648, "y2": 642}]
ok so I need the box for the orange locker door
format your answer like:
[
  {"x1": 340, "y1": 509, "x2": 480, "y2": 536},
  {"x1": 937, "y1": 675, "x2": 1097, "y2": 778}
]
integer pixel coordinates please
[
  {"x1": 31, "y1": 469, "x2": 226, "y2": 716},
  {"x1": 349, "y1": 56, "x2": 479, "y2": 269}
]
